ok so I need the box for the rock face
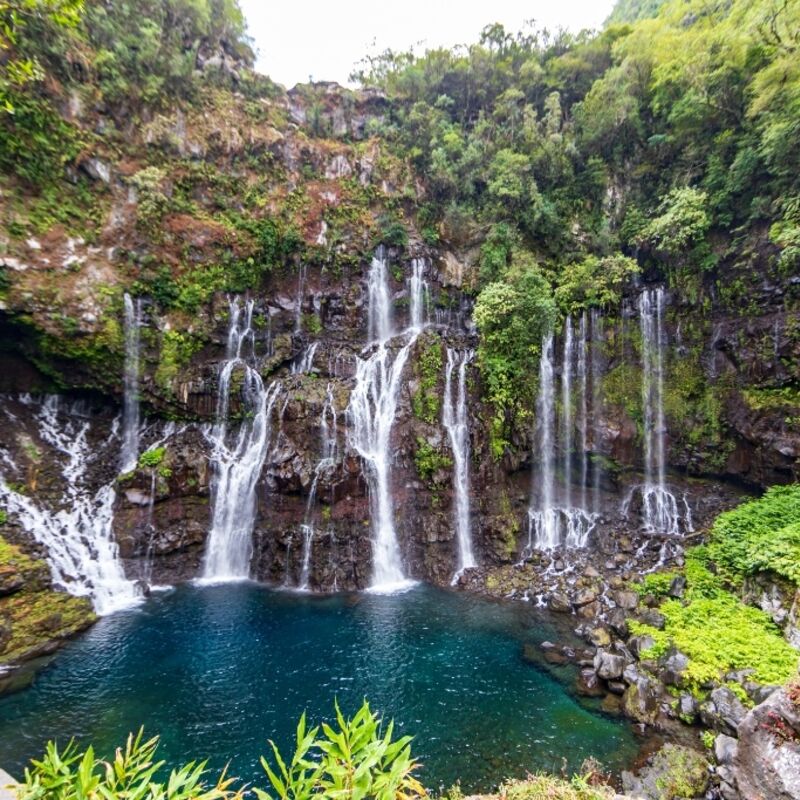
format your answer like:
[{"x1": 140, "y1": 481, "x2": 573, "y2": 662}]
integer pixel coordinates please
[
  {"x1": 0, "y1": 80, "x2": 797, "y2": 605},
  {"x1": 733, "y1": 687, "x2": 800, "y2": 800}
]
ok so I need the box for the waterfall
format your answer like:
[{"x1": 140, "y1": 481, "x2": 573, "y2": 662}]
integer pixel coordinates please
[
  {"x1": 527, "y1": 324, "x2": 597, "y2": 553},
  {"x1": 202, "y1": 298, "x2": 282, "y2": 581},
  {"x1": 296, "y1": 384, "x2": 338, "y2": 592},
  {"x1": 528, "y1": 333, "x2": 558, "y2": 549},
  {"x1": 560, "y1": 318, "x2": 573, "y2": 509},
  {"x1": 367, "y1": 247, "x2": 392, "y2": 342},
  {"x1": 590, "y1": 310, "x2": 604, "y2": 514},
  {"x1": 347, "y1": 249, "x2": 419, "y2": 591},
  {"x1": 294, "y1": 264, "x2": 307, "y2": 334},
  {"x1": 0, "y1": 396, "x2": 140, "y2": 614},
  {"x1": 577, "y1": 312, "x2": 588, "y2": 512},
  {"x1": 292, "y1": 341, "x2": 319, "y2": 374},
  {"x1": 120, "y1": 294, "x2": 142, "y2": 473},
  {"x1": 443, "y1": 348, "x2": 475, "y2": 579},
  {"x1": 625, "y1": 287, "x2": 685, "y2": 534},
  {"x1": 408, "y1": 257, "x2": 430, "y2": 330}
]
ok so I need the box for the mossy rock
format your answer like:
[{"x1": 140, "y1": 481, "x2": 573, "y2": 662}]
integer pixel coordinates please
[
  {"x1": 622, "y1": 744, "x2": 709, "y2": 800},
  {"x1": 0, "y1": 536, "x2": 96, "y2": 666}
]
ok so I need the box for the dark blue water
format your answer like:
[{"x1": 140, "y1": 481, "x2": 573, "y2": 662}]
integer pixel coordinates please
[{"x1": 0, "y1": 584, "x2": 638, "y2": 791}]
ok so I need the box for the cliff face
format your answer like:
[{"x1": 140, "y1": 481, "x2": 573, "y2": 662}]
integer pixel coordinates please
[{"x1": 0, "y1": 81, "x2": 798, "y2": 596}]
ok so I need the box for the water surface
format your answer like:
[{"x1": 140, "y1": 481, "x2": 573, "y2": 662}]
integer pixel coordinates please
[{"x1": 0, "y1": 584, "x2": 638, "y2": 791}]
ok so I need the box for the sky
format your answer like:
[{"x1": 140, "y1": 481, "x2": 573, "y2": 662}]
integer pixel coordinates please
[{"x1": 238, "y1": 0, "x2": 616, "y2": 88}]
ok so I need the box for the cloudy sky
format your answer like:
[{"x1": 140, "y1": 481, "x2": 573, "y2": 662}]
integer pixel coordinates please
[{"x1": 238, "y1": 0, "x2": 616, "y2": 88}]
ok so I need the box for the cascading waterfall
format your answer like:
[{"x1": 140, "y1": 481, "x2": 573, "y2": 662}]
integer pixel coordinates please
[
  {"x1": 292, "y1": 341, "x2": 319, "y2": 375},
  {"x1": 202, "y1": 298, "x2": 282, "y2": 580},
  {"x1": 590, "y1": 309, "x2": 604, "y2": 514},
  {"x1": 120, "y1": 293, "x2": 142, "y2": 473},
  {"x1": 0, "y1": 396, "x2": 140, "y2": 614},
  {"x1": 408, "y1": 257, "x2": 430, "y2": 330},
  {"x1": 622, "y1": 287, "x2": 686, "y2": 534},
  {"x1": 528, "y1": 333, "x2": 558, "y2": 550},
  {"x1": 296, "y1": 384, "x2": 339, "y2": 591},
  {"x1": 577, "y1": 312, "x2": 589, "y2": 512},
  {"x1": 348, "y1": 250, "x2": 424, "y2": 591},
  {"x1": 443, "y1": 348, "x2": 476, "y2": 579},
  {"x1": 560, "y1": 318, "x2": 573, "y2": 509},
  {"x1": 527, "y1": 321, "x2": 598, "y2": 553}
]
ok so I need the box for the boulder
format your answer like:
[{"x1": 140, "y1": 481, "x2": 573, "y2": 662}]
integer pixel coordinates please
[
  {"x1": 714, "y1": 734, "x2": 738, "y2": 766},
  {"x1": 733, "y1": 687, "x2": 800, "y2": 800},
  {"x1": 548, "y1": 592, "x2": 571, "y2": 613},
  {"x1": 576, "y1": 667, "x2": 605, "y2": 697},
  {"x1": 587, "y1": 625, "x2": 612, "y2": 647},
  {"x1": 611, "y1": 589, "x2": 639, "y2": 610},
  {"x1": 622, "y1": 744, "x2": 709, "y2": 800},
  {"x1": 700, "y1": 686, "x2": 748, "y2": 736},
  {"x1": 629, "y1": 634, "x2": 655, "y2": 658},
  {"x1": 594, "y1": 649, "x2": 625, "y2": 680},
  {"x1": 622, "y1": 674, "x2": 661, "y2": 726},
  {"x1": 659, "y1": 649, "x2": 689, "y2": 686}
]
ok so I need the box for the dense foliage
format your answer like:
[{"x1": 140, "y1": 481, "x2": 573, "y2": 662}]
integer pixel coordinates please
[
  {"x1": 349, "y1": 0, "x2": 800, "y2": 444},
  {"x1": 630, "y1": 550, "x2": 799, "y2": 695},
  {"x1": 17, "y1": 703, "x2": 426, "y2": 800},
  {"x1": 706, "y1": 485, "x2": 800, "y2": 587}
]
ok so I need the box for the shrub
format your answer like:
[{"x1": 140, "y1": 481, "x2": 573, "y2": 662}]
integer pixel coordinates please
[
  {"x1": 18, "y1": 730, "x2": 240, "y2": 800},
  {"x1": 258, "y1": 701, "x2": 425, "y2": 800},
  {"x1": 19, "y1": 703, "x2": 425, "y2": 800},
  {"x1": 706, "y1": 485, "x2": 800, "y2": 586}
]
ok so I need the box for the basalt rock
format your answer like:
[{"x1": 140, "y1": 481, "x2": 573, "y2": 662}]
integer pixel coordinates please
[{"x1": 733, "y1": 687, "x2": 800, "y2": 800}]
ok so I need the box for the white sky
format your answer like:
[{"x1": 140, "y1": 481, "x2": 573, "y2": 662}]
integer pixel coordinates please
[{"x1": 239, "y1": 0, "x2": 616, "y2": 88}]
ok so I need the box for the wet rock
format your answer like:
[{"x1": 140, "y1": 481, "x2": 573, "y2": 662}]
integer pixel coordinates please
[
  {"x1": 594, "y1": 649, "x2": 625, "y2": 680},
  {"x1": 575, "y1": 600, "x2": 601, "y2": 620},
  {"x1": 588, "y1": 626, "x2": 612, "y2": 647},
  {"x1": 622, "y1": 674, "x2": 661, "y2": 726},
  {"x1": 572, "y1": 586, "x2": 598, "y2": 606},
  {"x1": 660, "y1": 649, "x2": 689, "y2": 686},
  {"x1": 576, "y1": 667, "x2": 605, "y2": 697},
  {"x1": 700, "y1": 686, "x2": 749, "y2": 736},
  {"x1": 611, "y1": 589, "x2": 639, "y2": 610},
  {"x1": 639, "y1": 609, "x2": 666, "y2": 629},
  {"x1": 734, "y1": 687, "x2": 800, "y2": 800},
  {"x1": 714, "y1": 734, "x2": 738, "y2": 766},
  {"x1": 678, "y1": 693, "x2": 698, "y2": 722},
  {"x1": 607, "y1": 607, "x2": 629, "y2": 637},
  {"x1": 668, "y1": 575, "x2": 687, "y2": 598},
  {"x1": 622, "y1": 744, "x2": 709, "y2": 800},
  {"x1": 629, "y1": 634, "x2": 655, "y2": 658},
  {"x1": 548, "y1": 592, "x2": 571, "y2": 613},
  {"x1": 608, "y1": 680, "x2": 626, "y2": 695}
]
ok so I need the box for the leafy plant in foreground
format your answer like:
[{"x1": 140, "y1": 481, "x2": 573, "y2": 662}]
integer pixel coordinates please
[
  {"x1": 17, "y1": 730, "x2": 241, "y2": 800},
  {"x1": 258, "y1": 701, "x2": 426, "y2": 800}
]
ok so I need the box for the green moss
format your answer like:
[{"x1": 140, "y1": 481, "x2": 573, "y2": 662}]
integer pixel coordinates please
[
  {"x1": 413, "y1": 438, "x2": 452, "y2": 483},
  {"x1": 462, "y1": 774, "x2": 616, "y2": 800},
  {"x1": 634, "y1": 570, "x2": 679, "y2": 598},
  {"x1": 0, "y1": 536, "x2": 96, "y2": 665},
  {"x1": 138, "y1": 447, "x2": 166, "y2": 469},
  {"x1": 412, "y1": 336, "x2": 443, "y2": 424},
  {"x1": 155, "y1": 330, "x2": 203, "y2": 391},
  {"x1": 742, "y1": 385, "x2": 800, "y2": 412}
]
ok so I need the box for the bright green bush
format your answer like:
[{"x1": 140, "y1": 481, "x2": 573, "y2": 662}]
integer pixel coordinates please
[
  {"x1": 630, "y1": 553, "x2": 799, "y2": 694},
  {"x1": 18, "y1": 730, "x2": 241, "y2": 800},
  {"x1": 630, "y1": 590, "x2": 798, "y2": 692},
  {"x1": 258, "y1": 701, "x2": 425, "y2": 800},
  {"x1": 706, "y1": 485, "x2": 800, "y2": 586},
  {"x1": 18, "y1": 703, "x2": 426, "y2": 800}
]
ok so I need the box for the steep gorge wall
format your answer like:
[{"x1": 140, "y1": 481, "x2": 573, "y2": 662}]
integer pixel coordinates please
[{"x1": 0, "y1": 83, "x2": 798, "y2": 598}]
